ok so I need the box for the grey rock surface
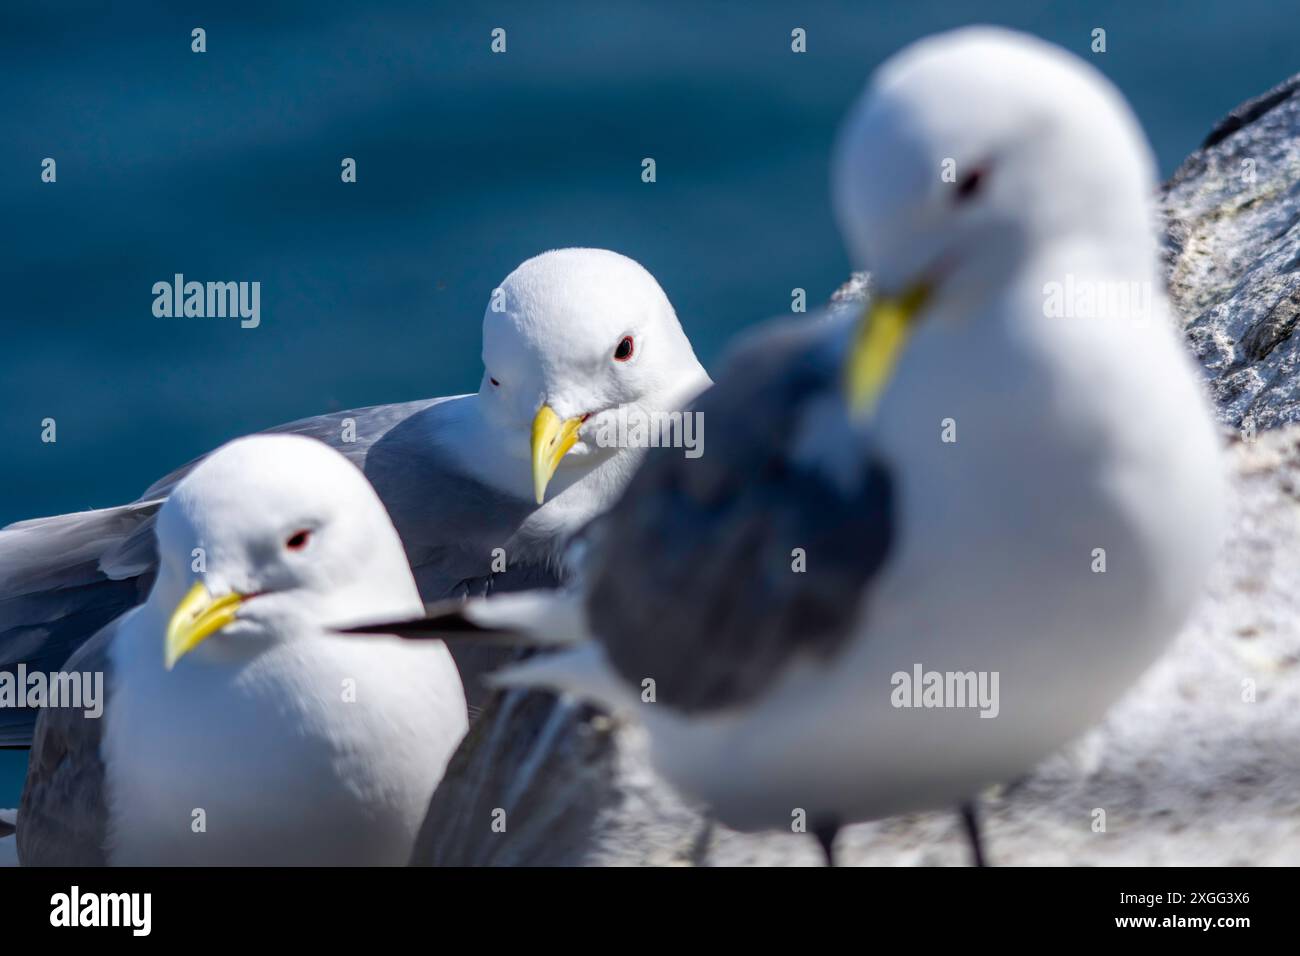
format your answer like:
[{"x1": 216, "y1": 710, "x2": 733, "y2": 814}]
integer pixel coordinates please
[
  {"x1": 413, "y1": 77, "x2": 1300, "y2": 866},
  {"x1": 1162, "y1": 72, "x2": 1300, "y2": 432}
]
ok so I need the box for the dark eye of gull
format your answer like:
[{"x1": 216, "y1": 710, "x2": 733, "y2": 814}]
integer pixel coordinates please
[
  {"x1": 955, "y1": 167, "x2": 986, "y2": 202},
  {"x1": 614, "y1": 336, "x2": 634, "y2": 361},
  {"x1": 285, "y1": 529, "x2": 312, "y2": 552}
]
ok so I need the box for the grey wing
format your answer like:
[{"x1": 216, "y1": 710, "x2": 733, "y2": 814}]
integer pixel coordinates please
[
  {"x1": 16, "y1": 619, "x2": 117, "y2": 865},
  {"x1": 585, "y1": 314, "x2": 896, "y2": 714},
  {"x1": 349, "y1": 402, "x2": 546, "y2": 596},
  {"x1": 0, "y1": 503, "x2": 157, "y2": 748}
]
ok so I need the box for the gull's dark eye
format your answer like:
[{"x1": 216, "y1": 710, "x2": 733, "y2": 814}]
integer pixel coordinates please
[
  {"x1": 955, "y1": 167, "x2": 986, "y2": 202},
  {"x1": 489, "y1": 377, "x2": 500, "y2": 387},
  {"x1": 613, "y1": 336, "x2": 634, "y2": 362},
  {"x1": 285, "y1": 529, "x2": 312, "y2": 552}
]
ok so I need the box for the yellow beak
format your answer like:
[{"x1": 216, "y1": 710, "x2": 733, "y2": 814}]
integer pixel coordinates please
[
  {"x1": 530, "y1": 404, "x2": 585, "y2": 505},
  {"x1": 843, "y1": 282, "x2": 932, "y2": 416},
  {"x1": 164, "y1": 581, "x2": 245, "y2": 671}
]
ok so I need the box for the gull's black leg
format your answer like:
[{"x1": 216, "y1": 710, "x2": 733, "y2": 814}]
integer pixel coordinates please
[
  {"x1": 960, "y1": 800, "x2": 988, "y2": 867},
  {"x1": 813, "y1": 818, "x2": 841, "y2": 867},
  {"x1": 688, "y1": 817, "x2": 715, "y2": 866}
]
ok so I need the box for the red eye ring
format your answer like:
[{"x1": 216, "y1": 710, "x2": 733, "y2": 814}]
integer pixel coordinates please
[
  {"x1": 285, "y1": 529, "x2": 312, "y2": 551},
  {"x1": 613, "y1": 336, "x2": 634, "y2": 362}
]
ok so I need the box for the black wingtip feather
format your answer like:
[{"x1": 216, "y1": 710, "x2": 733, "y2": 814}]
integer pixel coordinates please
[{"x1": 337, "y1": 609, "x2": 522, "y2": 643}]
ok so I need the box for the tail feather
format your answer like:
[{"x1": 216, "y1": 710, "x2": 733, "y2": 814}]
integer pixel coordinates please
[{"x1": 0, "y1": 500, "x2": 161, "y2": 591}]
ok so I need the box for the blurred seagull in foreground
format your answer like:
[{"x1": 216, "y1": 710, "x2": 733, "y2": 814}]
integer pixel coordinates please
[
  {"x1": 351, "y1": 28, "x2": 1225, "y2": 865},
  {"x1": 0, "y1": 248, "x2": 711, "y2": 736},
  {"x1": 18, "y1": 435, "x2": 467, "y2": 865}
]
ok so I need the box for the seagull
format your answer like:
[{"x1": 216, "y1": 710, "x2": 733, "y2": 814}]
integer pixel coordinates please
[
  {"x1": 16, "y1": 434, "x2": 468, "y2": 865},
  {"x1": 349, "y1": 28, "x2": 1226, "y2": 865},
  {"x1": 0, "y1": 247, "x2": 711, "y2": 740}
]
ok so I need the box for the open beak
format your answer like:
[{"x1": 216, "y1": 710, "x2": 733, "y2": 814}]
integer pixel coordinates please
[
  {"x1": 531, "y1": 404, "x2": 585, "y2": 505},
  {"x1": 843, "y1": 282, "x2": 932, "y2": 417},
  {"x1": 164, "y1": 581, "x2": 245, "y2": 670}
]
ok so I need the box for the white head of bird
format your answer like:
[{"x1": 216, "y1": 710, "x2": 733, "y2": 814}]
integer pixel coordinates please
[
  {"x1": 832, "y1": 28, "x2": 1160, "y2": 414},
  {"x1": 155, "y1": 434, "x2": 422, "y2": 670},
  {"x1": 476, "y1": 248, "x2": 709, "y2": 504}
]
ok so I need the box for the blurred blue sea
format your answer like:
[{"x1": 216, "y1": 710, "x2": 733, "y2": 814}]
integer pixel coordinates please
[{"x1": 0, "y1": 0, "x2": 1295, "y2": 805}]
